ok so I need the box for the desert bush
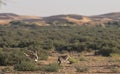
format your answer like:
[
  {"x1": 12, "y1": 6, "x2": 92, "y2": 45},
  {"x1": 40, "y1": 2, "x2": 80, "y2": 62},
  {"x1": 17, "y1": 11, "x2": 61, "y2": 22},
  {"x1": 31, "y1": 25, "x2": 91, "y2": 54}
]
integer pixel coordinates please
[
  {"x1": 41, "y1": 63, "x2": 61, "y2": 72},
  {"x1": 0, "y1": 49, "x2": 31, "y2": 66},
  {"x1": 98, "y1": 46, "x2": 120, "y2": 56},
  {"x1": 68, "y1": 57, "x2": 78, "y2": 64},
  {"x1": 110, "y1": 53, "x2": 120, "y2": 57},
  {"x1": 75, "y1": 66, "x2": 89, "y2": 72},
  {"x1": 1, "y1": 67, "x2": 14, "y2": 73},
  {"x1": 97, "y1": 47, "x2": 113, "y2": 56},
  {"x1": 110, "y1": 68, "x2": 119, "y2": 73},
  {"x1": 38, "y1": 49, "x2": 49, "y2": 60},
  {"x1": 79, "y1": 56, "x2": 88, "y2": 62},
  {"x1": 14, "y1": 61, "x2": 39, "y2": 71},
  {"x1": 109, "y1": 65, "x2": 119, "y2": 73}
]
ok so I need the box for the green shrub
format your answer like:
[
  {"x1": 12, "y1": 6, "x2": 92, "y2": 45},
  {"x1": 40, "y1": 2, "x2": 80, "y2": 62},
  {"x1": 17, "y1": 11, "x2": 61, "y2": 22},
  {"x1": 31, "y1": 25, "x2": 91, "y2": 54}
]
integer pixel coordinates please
[
  {"x1": 0, "y1": 49, "x2": 31, "y2": 66},
  {"x1": 79, "y1": 56, "x2": 88, "y2": 62},
  {"x1": 14, "y1": 61, "x2": 38, "y2": 71},
  {"x1": 38, "y1": 49, "x2": 49, "y2": 60},
  {"x1": 98, "y1": 47, "x2": 113, "y2": 56},
  {"x1": 98, "y1": 46, "x2": 120, "y2": 56},
  {"x1": 42, "y1": 63, "x2": 61, "y2": 72},
  {"x1": 110, "y1": 53, "x2": 120, "y2": 57},
  {"x1": 75, "y1": 66, "x2": 89, "y2": 72},
  {"x1": 68, "y1": 57, "x2": 78, "y2": 64},
  {"x1": 1, "y1": 67, "x2": 14, "y2": 73}
]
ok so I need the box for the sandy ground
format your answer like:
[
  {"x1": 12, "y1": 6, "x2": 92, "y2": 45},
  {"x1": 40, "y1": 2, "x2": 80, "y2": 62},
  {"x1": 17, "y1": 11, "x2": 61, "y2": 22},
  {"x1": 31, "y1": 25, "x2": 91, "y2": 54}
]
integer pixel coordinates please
[{"x1": 0, "y1": 52, "x2": 120, "y2": 74}]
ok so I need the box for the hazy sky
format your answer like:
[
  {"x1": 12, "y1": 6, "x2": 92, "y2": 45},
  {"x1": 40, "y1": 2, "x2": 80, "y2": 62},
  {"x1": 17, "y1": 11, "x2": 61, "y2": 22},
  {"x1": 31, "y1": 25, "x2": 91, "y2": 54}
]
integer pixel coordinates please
[{"x1": 0, "y1": 0, "x2": 120, "y2": 16}]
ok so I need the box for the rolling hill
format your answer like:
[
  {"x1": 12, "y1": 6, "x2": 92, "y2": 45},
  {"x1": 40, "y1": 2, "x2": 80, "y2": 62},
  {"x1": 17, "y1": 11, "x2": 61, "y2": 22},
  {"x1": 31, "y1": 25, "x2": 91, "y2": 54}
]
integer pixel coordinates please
[
  {"x1": 0, "y1": 13, "x2": 47, "y2": 26},
  {"x1": 0, "y1": 12, "x2": 120, "y2": 26}
]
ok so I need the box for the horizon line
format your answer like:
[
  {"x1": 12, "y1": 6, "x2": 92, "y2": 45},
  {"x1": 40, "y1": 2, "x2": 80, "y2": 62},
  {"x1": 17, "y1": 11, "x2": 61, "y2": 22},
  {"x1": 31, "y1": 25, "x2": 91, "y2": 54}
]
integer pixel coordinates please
[{"x1": 0, "y1": 11, "x2": 120, "y2": 17}]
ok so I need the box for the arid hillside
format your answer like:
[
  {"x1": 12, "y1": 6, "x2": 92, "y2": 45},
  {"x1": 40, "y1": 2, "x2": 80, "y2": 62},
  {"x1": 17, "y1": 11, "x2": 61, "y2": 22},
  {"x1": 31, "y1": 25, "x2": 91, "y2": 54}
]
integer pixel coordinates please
[
  {"x1": 0, "y1": 12, "x2": 120, "y2": 26},
  {"x1": 0, "y1": 13, "x2": 47, "y2": 25}
]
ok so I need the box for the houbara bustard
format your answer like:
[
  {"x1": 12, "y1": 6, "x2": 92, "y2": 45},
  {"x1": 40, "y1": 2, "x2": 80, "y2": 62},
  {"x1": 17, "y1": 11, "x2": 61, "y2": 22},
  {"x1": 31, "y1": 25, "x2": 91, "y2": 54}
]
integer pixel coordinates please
[
  {"x1": 24, "y1": 50, "x2": 38, "y2": 62},
  {"x1": 57, "y1": 54, "x2": 70, "y2": 65}
]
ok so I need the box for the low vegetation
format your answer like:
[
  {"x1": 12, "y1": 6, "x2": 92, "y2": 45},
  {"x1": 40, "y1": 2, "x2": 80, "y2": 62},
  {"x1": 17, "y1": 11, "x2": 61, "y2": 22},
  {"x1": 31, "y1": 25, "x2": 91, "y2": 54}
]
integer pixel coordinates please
[
  {"x1": 0, "y1": 21, "x2": 120, "y2": 73},
  {"x1": 1, "y1": 66, "x2": 13, "y2": 73},
  {"x1": 109, "y1": 65, "x2": 119, "y2": 73},
  {"x1": 75, "y1": 66, "x2": 89, "y2": 72},
  {"x1": 41, "y1": 63, "x2": 62, "y2": 72},
  {"x1": 0, "y1": 49, "x2": 31, "y2": 66},
  {"x1": 68, "y1": 57, "x2": 78, "y2": 64},
  {"x1": 79, "y1": 56, "x2": 88, "y2": 62},
  {"x1": 14, "y1": 61, "x2": 38, "y2": 71}
]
